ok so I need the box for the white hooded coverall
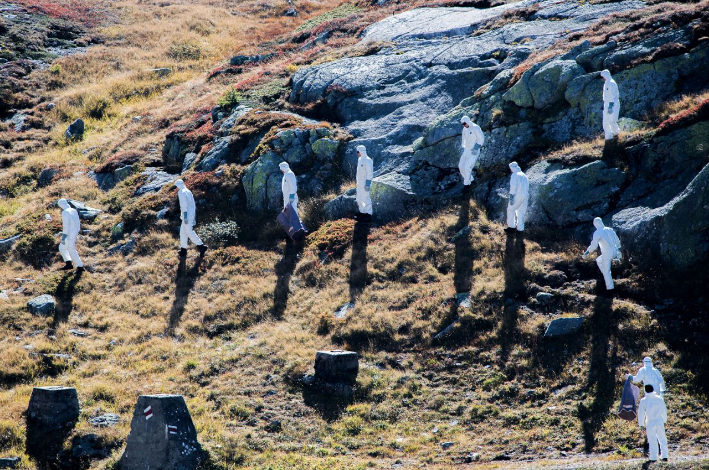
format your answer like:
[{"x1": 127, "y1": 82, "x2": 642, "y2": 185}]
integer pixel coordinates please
[
  {"x1": 459, "y1": 116, "x2": 485, "y2": 185},
  {"x1": 507, "y1": 162, "x2": 529, "y2": 231},
  {"x1": 58, "y1": 199, "x2": 83, "y2": 267},
  {"x1": 585, "y1": 217, "x2": 621, "y2": 290},
  {"x1": 631, "y1": 358, "x2": 667, "y2": 395},
  {"x1": 601, "y1": 70, "x2": 620, "y2": 140},
  {"x1": 356, "y1": 145, "x2": 374, "y2": 215},
  {"x1": 176, "y1": 180, "x2": 204, "y2": 249},
  {"x1": 280, "y1": 162, "x2": 298, "y2": 213},
  {"x1": 638, "y1": 392, "x2": 669, "y2": 461}
]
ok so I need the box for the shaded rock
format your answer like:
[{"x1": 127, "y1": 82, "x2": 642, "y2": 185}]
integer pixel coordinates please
[
  {"x1": 314, "y1": 350, "x2": 359, "y2": 385},
  {"x1": 64, "y1": 118, "x2": 84, "y2": 140},
  {"x1": 544, "y1": 317, "x2": 585, "y2": 337},
  {"x1": 441, "y1": 442, "x2": 454, "y2": 450},
  {"x1": 67, "y1": 199, "x2": 102, "y2": 220},
  {"x1": 575, "y1": 40, "x2": 616, "y2": 71},
  {"x1": 108, "y1": 239, "x2": 136, "y2": 256},
  {"x1": 119, "y1": 394, "x2": 204, "y2": 470},
  {"x1": 68, "y1": 433, "x2": 113, "y2": 460},
  {"x1": 27, "y1": 386, "x2": 80, "y2": 431},
  {"x1": 27, "y1": 294, "x2": 55, "y2": 315},
  {"x1": 218, "y1": 105, "x2": 252, "y2": 136},
  {"x1": 149, "y1": 67, "x2": 172, "y2": 77},
  {"x1": 265, "y1": 419, "x2": 282, "y2": 433},
  {"x1": 324, "y1": 188, "x2": 358, "y2": 220},
  {"x1": 536, "y1": 292, "x2": 554, "y2": 304},
  {"x1": 455, "y1": 293, "x2": 471, "y2": 309},
  {"x1": 282, "y1": 8, "x2": 297, "y2": 16},
  {"x1": 111, "y1": 222, "x2": 124, "y2": 241},
  {"x1": 0, "y1": 457, "x2": 20, "y2": 469},
  {"x1": 334, "y1": 302, "x2": 355, "y2": 319},
  {"x1": 614, "y1": 162, "x2": 709, "y2": 270},
  {"x1": 182, "y1": 152, "x2": 198, "y2": 173},
  {"x1": 38, "y1": 168, "x2": 59, "y2": 188},
  {"x1": 543, "y1": 270, "x2": 568, "y2": 288},
  {"x1": 0, "y1": 234, "x2": 21, "y2": 253},
  {"x1": 434, "y1": 318, "x2": 459, "y2": 340},
  {"x1": 196, "y1": 136, "x2": 231, "y2": 171},
  {"x1": 134, "y1": 170, "x2": 177, "y2": 197},
  {"x1": 229, "y1": 54, "x2": 274, "y2": 66}
]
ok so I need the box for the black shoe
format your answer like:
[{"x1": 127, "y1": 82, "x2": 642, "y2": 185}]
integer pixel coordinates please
[
  {"x1": 178, "y1": 248, "x2": 187, "y2": 257},
  {"x1": 59, "y1": 261, "x2": 73, "y2": 270},
  {"x1": 360, "y1": 213, "x2": 372, "y2": 223},
  {"x1": 504, "y1": 227, "x2": 516, "y2": 234},
  {"x1": 353, "y1": 213, "x2": 360, "y2": 221},
  {"x1": 661, "y1": 458, "x2": 668, "y2": 462},
  {"x1": 75, "y1": 266, "x2": 85, "y2": 273},
  {"x1": 197, "y1": 245, "x2": 209, "y2": 255}
]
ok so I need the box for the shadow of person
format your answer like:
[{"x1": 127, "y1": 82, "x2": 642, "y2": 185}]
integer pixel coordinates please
[
  {"x1": 272, "y1": 238, "x2": 303, "y2": 319},
  {"x1": 52, "y1": 270, "x2": 83, "y2": 330},
  {"x1": 349, "y1": 221, "x2": 370, "y2": 303},
  {"x1": 302, "y1": 387, "x2": 349, "y2": 422},
  {"x1": 579, "y1": 289, "x2": 619, "y2": 453},
  {"x1": 499, "y1": 233, "x2": 527, "y2": 362},
  {"x1": 453, "y1": 196, "x2": 473, "y2": 297},
  {"x1": 166, "y1": 254, "x2": 205, "y2": 335}
]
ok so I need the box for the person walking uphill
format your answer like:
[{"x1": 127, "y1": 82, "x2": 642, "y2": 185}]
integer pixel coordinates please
[
  {"x1": 175, "y1": 179, "x2": 207, "y2": 257},
  {"x1": 583, "y1": 217, "x2": 621, "y2": 291},
  {"x1": 629, "y1": 357, "x2": 666, "y2": 396},
  {"x1": 638, "y1": 384, "x2": 669, "y2": 462},
  {"x1": 459, "y1": 115, "x2": 484, "y2": 187},
  {"x1": 355, "y1": 145, "x2": 373, "y2": 222},
  {"x1": 600, "y1": 69, "x2": 620, "y2": 140},
  {"x1": 505, "y1": 162, "x2": 529, "y2": 233},
  {"x1": 279, "y1": 162, "x2": 298, "y2": 213},
  {"x1": 57, "y1": 198, "x2": 84, "y2": 272}
]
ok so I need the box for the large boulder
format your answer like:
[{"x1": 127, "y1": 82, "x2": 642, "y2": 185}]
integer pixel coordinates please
[
  {"x1": 614, "y1": 162, "x2": 709, "y2": 270},
  {"x1": 37, "y1": 168, "x2": 59, "y2": 188},
  {"x1": 64, "y1": 118, "x2": 84, "y2": 140},
  {"x1": 67, "y1": 199, "x2": 102, "y2": 220},
  {"x1": 242, "y1": 127, "x2": 344, "y2": 212},
  {"x1": 526, "y1": 160, "x2": 627, "y2": 227},
  {"x1": 119, "y1": 395, "x2": 204, "y2": 470},
  {"x1": 528, "y1": 60, "x2": 585, "y2": 109},
  {"x1": 195, "y1": 136, "x2": 232, "y2": 172},
  {"x1": 134, "y1": 170, "x2": 177, "y2": 197}
]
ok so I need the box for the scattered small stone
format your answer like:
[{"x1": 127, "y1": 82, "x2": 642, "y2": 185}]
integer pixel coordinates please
[
  {"x1": 282, "y1": 7, "x2": 297, "y2": 16},
  {"x1": 450, "y1": 225, "x2": 471, "y2": 242},
  {"x1": 465, "y1": 453, "x2": 480, "y2": 463},
  {"x1": 434, "y1": 317, "x2": 459, "y2": 340},
  {"x1": 334, "y1": 302, "x2": 355, "y2": 319},
  {"x1": 441, "y1": 442, "x2": 454, "y2": 449},
  {"x1": 132, "y1": 116, "x2": 143, "y2": 122},
  {"x1": 536, "y1": 292, "x2": 554, "y2": 304},
  {"x1": 148, "y1": 67, "x2": 172, "y2": 77},
  {"x1": 88, "y1": 413, "x2": 120, "y2": 428},
  {"x1": 46, "y1": 103, "x2": 55, "y2": 110},
  {"x1": 455, "y1": 293, "x2": 471, "y2": 309},
  {"x1": 0, "y1": 235, "x2": 21, "y2": 253},
  {"x1": 68, "y1": 329, "x2": 87, "y2": 337}
]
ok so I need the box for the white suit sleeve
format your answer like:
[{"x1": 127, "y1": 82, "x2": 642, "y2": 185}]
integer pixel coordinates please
[
  {"x1": 660, "y1": 400, "x2": 667, "y2": 423},
  {"x1": 610, "y1": 82, "x2": 620, "y2": 102},
  {"x1": 637, "y1": 400, "x2": 646, "y2": 427},
  {"x1": 587, "y1": 232, "x2": 601, "y2": 253},
  {"x1": 71, "y1": 211, "x2": 80, "y2": 236},
  {"x1": 658, "y1": 371, "x2": 666, "y2": 393},
  {"x1": 473, "y1": 125, "x2": 485, "y2": 146},
  {"x1": 287, "y1": 172, "x2": 297, "y2": 195},
  {"x1": 461, "y1": 132, "x2": 467, "y2": 149},
  {"x1": 62, "y1": 211, "x2": 71, "y2": 235},
  {"x1": 366, "y1": 159, "x2": 373, "y2": 181},
  {"x1": 187, "y1": 193, "x2": 196, "y2": 224}
]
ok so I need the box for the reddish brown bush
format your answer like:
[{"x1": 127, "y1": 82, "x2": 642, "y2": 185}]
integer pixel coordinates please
[{"x1": 656, "y1": 98, "x2": 709, "y2": 137}]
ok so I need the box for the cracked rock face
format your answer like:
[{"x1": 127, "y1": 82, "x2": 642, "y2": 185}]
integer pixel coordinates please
[{"x1": 290, "y1": 0, "x2": 645, "y2": 215}]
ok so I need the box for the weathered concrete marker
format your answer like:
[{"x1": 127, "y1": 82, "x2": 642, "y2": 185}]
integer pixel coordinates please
[
  {"x1": 27, "y1": 386, "x2": 80, "y2": 430},
  {"x1": 119, "y1": 394, "x2": 204, "y2": 470}
]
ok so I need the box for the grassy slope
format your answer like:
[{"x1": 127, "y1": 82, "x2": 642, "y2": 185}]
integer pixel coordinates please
[{"x1": 0, "y1": 0, "x2": 708, "y2": 469}]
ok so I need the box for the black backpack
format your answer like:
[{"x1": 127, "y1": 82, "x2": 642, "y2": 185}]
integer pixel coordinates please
[{"x1": 617, "y1": 378, "x2": 640, "y2": 421}]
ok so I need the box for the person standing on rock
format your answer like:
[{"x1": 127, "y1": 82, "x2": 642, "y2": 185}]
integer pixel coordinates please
[
  {"x1": 582, "y1": 217, "x2": 621, "y2": 290},
  {"x1": 505, "y1": 162, "x2": 529, "y2": 233},
  {"x1": 175, "y1": 179, "x2": 208, "y2": 257},
  {"x1": 629, "y1": 357, "x2": 666, "y2": 397},
  {"x1": 57, "y1": 199, "x2": 84, "y2": 272},
  {"x1": 600, "y1": 70, "x2": 620, "y2": 140},
  {"x1": 459, "y1": 115, "x2": 485, "y2": 187},
  {"x1": 354, "y1": 145, "x2": 373, "y2": 222},
  {"x1": 280, "y1": 161, "x2": 298, "y2": 213},
  {"x1": 638, "y1": 384, "x2": 669, "y2": 462}
]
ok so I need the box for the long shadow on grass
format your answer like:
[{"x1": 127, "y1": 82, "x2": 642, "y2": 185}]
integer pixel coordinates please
[
  {"x1": 166, "y1": 254, "x2": 205, "y2": 335},
  {"x1": 453, "y1": 195, "x2": 473, "y2": 297},
  {"x1": 349, "y1": 220, "x2": 370, "y2": 303},
  {"x1": 499, "y1": 233, "x2": 526, "y2": 362},
  {"x1": 52, "y1": 270, "x2": 83, "y2": 330},
  {"x1": 273, "y1": 238, "x2": 303, "y2": 319},
  {"x1": 578, "y1": 290, "x2": 619, "y2": 453}
]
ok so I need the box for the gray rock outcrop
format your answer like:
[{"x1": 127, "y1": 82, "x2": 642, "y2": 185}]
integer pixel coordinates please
[
  {"x1": 119, "y1": 394, "x2": 204, "y2": 470},
  {"x1": 544, "y1": 317, "x2": 585, "y2": 337},
  {"x1": 64, "y1": 118, "x2": 84, "y2": 140}
]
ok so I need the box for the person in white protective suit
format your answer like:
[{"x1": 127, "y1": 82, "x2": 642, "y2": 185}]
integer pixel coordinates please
[
  {"x1": 638, "y1": 384, "x2": 669, "y2": 462},
  {"x1": 279, "y1": 161, "x2": 298, "y2": 213},
  {"x1": 600, "y1": 70, "x2": 620, "y2": 140},
  {"x1": 505, "y1": 162, "x2": 529, "y2": 233},
  {"x1": 57, "y1": 198, "x2": 84, "y2": 271},
  {"x1": 355, "y1": 145, "x2": 374, "y2": 221},
  {"x1": 582, "y1": 217, "x2": 622, "y2": 290},
  {"x1": 458, "y1": 115, "x2": 485, "y2": 186},
  {"x1": 175, "y1": 179, "x2": 207, "y2": 256},
  {"x1": 629, "y1": 357, "x2": 666, "y2": 396}
]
